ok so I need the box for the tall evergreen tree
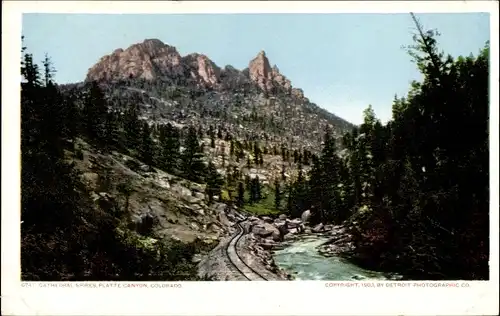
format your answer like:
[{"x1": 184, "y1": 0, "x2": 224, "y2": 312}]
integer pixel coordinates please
[
  {"x1": 83, "y1": 81, "x2": 108, "y2": 143},
  {"x1": 274, "y1": 180, "x2": 281, "y2": 210},
  {"x1": 181, "y1": 126, "x2": 206, "y2": 182},
  {"x1": 104, "y1": 110, "x2": 121, "y2": 151},
  {"x1": 139, "y1": 122, "x2": 155, "y2": 165},
  {"x1": 160, "y1": 123, "x2": 181, "y2": 172},
  {"x1": 206, "y1": 161, "x2": 224, "y2": 204},
  {"x1": 123, "y1": 103, "x2": 142, "y2": 150},
  {"x1": 237, "y1": 182, "x2": 245, "y2": 207}
]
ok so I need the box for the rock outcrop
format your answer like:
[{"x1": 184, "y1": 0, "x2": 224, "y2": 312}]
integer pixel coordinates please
[
  {"x1": 182, "y1": 53, "x2": 221, "y2": 87},
  {"x1": 301, "y1": 209, "x2": 312, "y2": 224},
  {"x1": 248, "y1": 50, "x2": 273, "y2": 92},
  {"x1": 87, "y1": 39, "x2": 185, "y2": 82},
  {"x1": 248, "y1": 51, "x2": 295, "y2": 96},
  {"x1": 86, "y1": 39, "x2": 222, "y2": 88},
  {"x1": 86, "y1": 39, "x2": 302, "y2": 98}
]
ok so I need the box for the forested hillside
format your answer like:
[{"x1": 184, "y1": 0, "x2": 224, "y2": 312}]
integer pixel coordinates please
[
  {"x1": 286, "y1": 23, "x2": 490, "y2": 280},
  {"x1": 20, "y1": 38, "x2": 217, "y2": 281}
]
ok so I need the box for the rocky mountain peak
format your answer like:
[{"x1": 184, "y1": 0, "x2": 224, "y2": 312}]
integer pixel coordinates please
[
  {"x1": 143, "y1": 38, "x2": 166, "y2": 47},
  {"x1": 86, "y1": 40, "x2": 307, "y2": 101},
  {"x1": 248, "y1": 50, "x2": 273, "y2": 92},
  {"x1": 86, "y1": 38, "x2": 183, "y2": 82},
  {"x1": 248, "y1": 51, "x2": 294, "y2": 96}
]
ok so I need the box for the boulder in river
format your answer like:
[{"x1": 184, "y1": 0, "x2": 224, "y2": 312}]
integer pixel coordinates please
[
  {"x1": 301, "y1": 209, "x2": 311, "y2": 223},
  {"x1": 312, "y1": 223, "x2": 324, "y2": 233},
  {"x1": 271, "y1": 231, "x2": 282, "y2": 242},
  {"x1": 287, "y1": 228, "x2": 299, "y2": 235},
  {"x1": 286, "y1": 218, "x2": 302, "y2": 229}
]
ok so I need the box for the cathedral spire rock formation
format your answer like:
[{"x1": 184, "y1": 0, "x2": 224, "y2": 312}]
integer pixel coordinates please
[
  {"x1": 86, "y1": 39, "x2": 304, "y2": 101},
  {"x1": 248, "y1": 50, "x2": 293, "y2": 95}
]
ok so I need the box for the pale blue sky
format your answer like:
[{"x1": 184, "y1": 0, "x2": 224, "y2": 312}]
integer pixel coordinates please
[{"x1": 22, "y1": 13, "x2": 490, "y2": 124}]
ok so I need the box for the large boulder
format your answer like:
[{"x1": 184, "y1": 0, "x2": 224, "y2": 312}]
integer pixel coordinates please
[
  {"x1": 271, "y1": 231, "x2": 282, "y2": 242},
  {"x1": 259, "y1": 239, "x2": 278, "y2": 250},
  {"x1": 312, "y1": 223, "x2": 324, "y2": 233},
  {"x1": 301, "y1": 209, "x2": 312, "y2": 223},
  {"x1": 252, "y1": 222, "x2": 280, "y2": 238},
  {"x1": 252, "y1": 225, "x2": 273, "y2": 237},
  {"x1": 286, "y1": 218, "x2": 302, "y2": 229},
  {"x1": 262, "y1": 216, "x2": 274, "y2": 224},
  {"x1": 287, "y1": 228, "x2": 299, "y2": 234}
]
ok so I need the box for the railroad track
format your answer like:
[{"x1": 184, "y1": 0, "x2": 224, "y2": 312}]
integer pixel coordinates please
[{"x1": 225, "y1": 220, "x2": 268, "y2": 281}]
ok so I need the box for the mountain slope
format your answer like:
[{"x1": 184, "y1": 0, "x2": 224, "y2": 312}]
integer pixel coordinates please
[{"x1": 83, "y1": 38, "x2": 354, "y2": 152}]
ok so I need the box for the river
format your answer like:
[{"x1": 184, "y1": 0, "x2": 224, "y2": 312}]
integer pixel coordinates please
[{"x1": 273, "y1": 235, "x2": 390, "y2": 281}]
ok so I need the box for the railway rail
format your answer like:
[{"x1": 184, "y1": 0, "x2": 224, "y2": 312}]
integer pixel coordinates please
[{"x1": 225, "y1": 220, "x2": 269, "y2": 281}]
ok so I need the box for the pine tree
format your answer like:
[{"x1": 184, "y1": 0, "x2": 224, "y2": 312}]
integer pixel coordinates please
[
  {"x1": 274, "y1": 180, "x2": 281, "y2": 210},
  {"x1": 124, "y1": 103, "x2": 142, "y2": 150},
  {"x1": 237, "y1": 182, "x2": 245, "y2": 207},
  {"x1": 230, "y1": 140, "x2": 235, "y2": 157},
  {"x1": 209, "y1": 125, "x2": 215, "y2": 148},
  {"x1": 206, "y1": 161, "x2": 224, "y2": 204},
  {"x1": 210, "y1": 134, "x2": 216, "y2": 149},
  {"x1": 83, "y1": 81, "x2": 108, "y2": 143},
  {"x1": 303, "y1": 150, "x2": 310, "y2": 166},
  {"x1": 286, "y1": 184, "x2": 293, "y2": 215},
  {"x1": 160, "y1": 123, "x2": 181, "y2": 172},
  {"x1": 140, "y1": 122, "x2": 155, "y2": 166},
  {"x1": 221, "y1": 142, "x2": 226, "y2": 167},
  {"x1": 181, "y1": 126, "x2": 207, "y2": 182},
  {"x1": 104, "y1": 110, "x2": 121, "y2": 151},
  {"x1": 319, "y1": 127, "x2": 342, "y2": 221},
  {"x1": 253, "y1": 143, "x2": 261, "y2": 165},
  {"x1": 255, "y1": 176, "x2": 261, "y2": 201}
]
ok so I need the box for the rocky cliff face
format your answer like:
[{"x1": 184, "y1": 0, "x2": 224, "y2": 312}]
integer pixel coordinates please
[
  {"x1": 87, "y1": 39, "x2": 222, "y2": 88},
  {"x1": 87, "y1": 39, "x2": 307, "y2": 101},
  {"x1": 181, "y1": 53, "x2": 221, "y2": 87},
  {"x1": 87, "y1": 39, "x2": 184, "y2": 82},
  {"x1": 248, "y1": 50, "x2": 273, "y2": 92}
]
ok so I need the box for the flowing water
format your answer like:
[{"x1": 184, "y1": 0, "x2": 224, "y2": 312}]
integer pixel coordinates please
[{"x1": 273, "y1": 235, "x2": 390, "y2": 281}]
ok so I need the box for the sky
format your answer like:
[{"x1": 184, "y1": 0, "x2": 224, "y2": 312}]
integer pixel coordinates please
[{"x1": 22, "y1": 13, "x2": 490, "y2": 125}]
